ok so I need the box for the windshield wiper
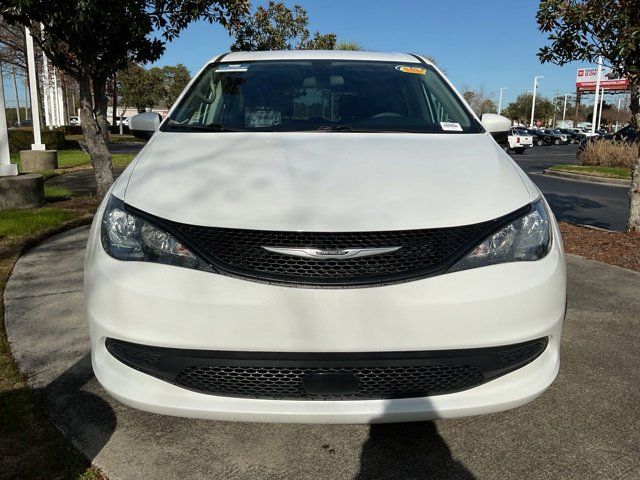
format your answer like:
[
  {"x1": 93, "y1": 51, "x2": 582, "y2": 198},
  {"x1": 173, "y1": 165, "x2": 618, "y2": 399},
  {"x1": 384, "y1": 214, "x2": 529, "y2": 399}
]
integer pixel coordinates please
[
  {"x1": 317, "y1": 125, "x2": 354, "y2": 132},
  {"x1": 165, "y1": 122, "x2": 241, "y2": 132}
]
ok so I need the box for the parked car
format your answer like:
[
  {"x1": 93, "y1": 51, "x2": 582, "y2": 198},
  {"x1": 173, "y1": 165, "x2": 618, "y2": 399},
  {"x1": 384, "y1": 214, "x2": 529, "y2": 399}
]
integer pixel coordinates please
[
  {"x1": 516, "y1": 128, "x2": 554, "y2": 146},
  {"x1": 85, "y1": 50, "x2": 566, "y2": 424},
  {"x1": 69, "y1": 116, "x2": 80, "y2": 126},
  {"x1": 557, "y1": 128, "x2": 586, "y2": 144},
  {"x1": 114, "y1": 116, "x2": 130, "y2": 126},
  {"x1": 541, "y1": 129, "x2": 570, "y2": 145},
  {"x1": 14, "y1": 118, "x2": 33, "y2": 127},
  {"x1": 507, "y1": 128, "x2": 533, "y2": 154}
]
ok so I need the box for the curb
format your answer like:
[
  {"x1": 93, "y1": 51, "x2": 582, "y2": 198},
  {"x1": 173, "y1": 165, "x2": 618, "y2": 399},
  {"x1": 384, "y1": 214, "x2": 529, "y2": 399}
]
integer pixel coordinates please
[{"x1": 542, "y1": 169, "x2": 631, "y2": 187}]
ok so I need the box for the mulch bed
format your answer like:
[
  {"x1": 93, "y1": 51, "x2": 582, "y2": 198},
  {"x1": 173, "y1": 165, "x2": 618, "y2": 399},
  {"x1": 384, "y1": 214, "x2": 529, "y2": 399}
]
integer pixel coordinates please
[{"x1": 559, "y1": 222, "x2": 640, "y2": 272}]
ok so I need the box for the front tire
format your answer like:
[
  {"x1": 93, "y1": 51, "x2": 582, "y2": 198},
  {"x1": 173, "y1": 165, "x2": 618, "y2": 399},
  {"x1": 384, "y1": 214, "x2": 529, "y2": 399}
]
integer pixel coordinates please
[
  {"x1": 537, "y1": 139, "x2": 544, "y2": 146},
  {"x1": 554, "y1": 138, "x2": 561, "y2": 145}
]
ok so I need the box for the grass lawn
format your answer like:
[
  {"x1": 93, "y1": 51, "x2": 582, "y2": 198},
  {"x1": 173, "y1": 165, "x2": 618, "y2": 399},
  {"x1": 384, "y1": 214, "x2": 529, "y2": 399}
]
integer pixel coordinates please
[
  {"x1": 0, "y1": 196, "x2": 104, "y2": 479},
  {"x1": 11, "y1": 150, "x2": 137, "y2": 174},
  {"x1": 549, "y1": 164, "x2": 631, "y2": 180}
]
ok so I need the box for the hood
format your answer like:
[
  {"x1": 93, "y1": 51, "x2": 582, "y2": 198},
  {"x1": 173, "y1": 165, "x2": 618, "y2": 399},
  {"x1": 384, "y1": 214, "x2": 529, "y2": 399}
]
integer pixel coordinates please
[{"x1": 123, "y1": 132, "x2": 532, "y2": 231}]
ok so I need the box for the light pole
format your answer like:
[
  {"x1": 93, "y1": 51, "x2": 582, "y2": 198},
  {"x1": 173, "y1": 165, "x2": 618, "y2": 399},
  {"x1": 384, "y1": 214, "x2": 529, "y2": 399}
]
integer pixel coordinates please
[
  {"x1": 597, "y1": 86, "x2": 605, "y2": 130},
  {"x1": 530, "y1": 76, "x2": 543, "y2": 128},
  {"x1": 497, "y1": 87, "x2": 507, "y2": 115},
  {"x1": 591, "y1": 56, "x2": 602, "y2": 133},
  {"x1": 562, "y1": 93, "x2": 572, "y2": 123},
  {"x1": 615, "y1": 97, "x2": 622, "y2": 130}
]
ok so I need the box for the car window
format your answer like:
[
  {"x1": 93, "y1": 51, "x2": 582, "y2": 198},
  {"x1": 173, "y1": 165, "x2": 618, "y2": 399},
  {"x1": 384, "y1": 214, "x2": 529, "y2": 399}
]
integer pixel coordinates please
[{"x1": 165, "y1": 60, "x2": 481, "y2": 134}]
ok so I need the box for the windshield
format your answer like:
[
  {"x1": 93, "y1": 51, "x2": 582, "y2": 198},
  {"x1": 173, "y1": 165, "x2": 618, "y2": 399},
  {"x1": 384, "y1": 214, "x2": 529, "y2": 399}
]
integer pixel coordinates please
[{"x1": 164, "y1": 60, "x2": 480, "y2": 134}]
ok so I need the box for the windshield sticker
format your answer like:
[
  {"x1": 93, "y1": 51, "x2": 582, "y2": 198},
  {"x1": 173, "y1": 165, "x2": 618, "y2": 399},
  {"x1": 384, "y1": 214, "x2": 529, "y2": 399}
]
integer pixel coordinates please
[
  {"x1": 440, "y1": 122, "x2": 463, "y2": 132},
  {"x1": 215, "y1": 64, "x2": 249, "y2": 73},
  {"x1": 395, "y1": 65, "x2": 426, "y2": 75}
]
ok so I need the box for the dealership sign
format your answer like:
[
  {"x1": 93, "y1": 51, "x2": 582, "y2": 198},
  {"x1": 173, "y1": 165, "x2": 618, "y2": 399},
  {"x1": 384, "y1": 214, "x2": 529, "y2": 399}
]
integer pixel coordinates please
[{"x1": 576, "y1": 68, "x2": 629, "y2": 91}]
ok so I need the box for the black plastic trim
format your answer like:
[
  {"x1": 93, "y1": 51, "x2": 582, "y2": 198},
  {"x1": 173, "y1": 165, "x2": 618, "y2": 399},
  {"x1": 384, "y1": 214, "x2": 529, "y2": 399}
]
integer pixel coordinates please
[
  {"x1": 106, "y1": 337, "x2": 548, "y2": 400},
  {"x1": 122, "y1": 202, "x2": 533, "y2": 288}
]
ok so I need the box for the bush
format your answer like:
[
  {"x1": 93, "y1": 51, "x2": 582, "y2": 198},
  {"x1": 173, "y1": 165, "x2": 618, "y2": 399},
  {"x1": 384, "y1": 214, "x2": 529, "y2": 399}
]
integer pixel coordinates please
[
  {"x1": 579, "y1": 140, "x2": 639, "y2": 169},
  {"x1": 8, "y1": 128, "x2": 67, "y2": 152}
]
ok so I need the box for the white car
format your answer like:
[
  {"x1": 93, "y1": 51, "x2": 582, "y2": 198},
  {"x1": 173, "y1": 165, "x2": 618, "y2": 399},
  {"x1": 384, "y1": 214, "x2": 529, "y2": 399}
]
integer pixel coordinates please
[
  {"x1": 507, "y1": 128, "x2": 534, "y2": 154},
  {"x1": 85, "y1": 50, "x2": 566, "y2": 424}
]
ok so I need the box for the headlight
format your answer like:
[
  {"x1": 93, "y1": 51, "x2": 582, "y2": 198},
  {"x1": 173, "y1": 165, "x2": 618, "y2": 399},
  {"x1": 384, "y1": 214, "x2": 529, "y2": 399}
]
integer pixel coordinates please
[
  {"x1": 449, "y1": 199, "x2": 551, "y2": 273},
  {"x1": 101, "y1": 195, "x2": 211, "y2": 271}
]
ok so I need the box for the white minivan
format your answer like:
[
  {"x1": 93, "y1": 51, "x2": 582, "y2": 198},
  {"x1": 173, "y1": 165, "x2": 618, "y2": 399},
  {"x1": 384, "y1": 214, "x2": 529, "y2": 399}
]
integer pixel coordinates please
[{"x1": 85, "y1": 51, "x2": 566, "y2": 423}]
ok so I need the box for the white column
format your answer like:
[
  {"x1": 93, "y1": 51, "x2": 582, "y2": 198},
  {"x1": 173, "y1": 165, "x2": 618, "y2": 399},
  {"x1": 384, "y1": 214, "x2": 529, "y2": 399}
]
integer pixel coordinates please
[
  {"x1": 591, "y1": 56, "x2": 602, "y2": 133},
  {"x1": 52, "y1": 67, "x2": 60, "y2": 126},
  {"x1": 0, "y1": 69, "x2": 18, "y2": 176},
  {"x1": 25, "y1": 27, "x2": 45, "y2": 150},
  {"x1": 40, "y1": 25, "x2": 52, "y2": 128}
]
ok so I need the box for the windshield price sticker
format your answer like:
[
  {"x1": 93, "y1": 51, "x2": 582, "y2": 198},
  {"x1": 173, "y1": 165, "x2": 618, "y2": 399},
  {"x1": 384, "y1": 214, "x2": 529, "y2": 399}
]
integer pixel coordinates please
[
  {"x1": 216, "y1": 64, "x2": 249, "y2": 73},
  {"x1": 440, "y1": 122, "x2": 463, "y2": 132},
  {"x1": 395, "y1": 65, "x2": 426, "y2": 75}
]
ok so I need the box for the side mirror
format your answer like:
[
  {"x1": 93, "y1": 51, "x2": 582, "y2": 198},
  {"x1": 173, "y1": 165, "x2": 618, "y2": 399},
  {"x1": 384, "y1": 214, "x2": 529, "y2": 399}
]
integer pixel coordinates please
[
  {"x1": 481, "y1": 113, "x2": 511, "y2": 147},
  {"x1": 129, "y1": 112, "x2": 162, "y2": 139}
]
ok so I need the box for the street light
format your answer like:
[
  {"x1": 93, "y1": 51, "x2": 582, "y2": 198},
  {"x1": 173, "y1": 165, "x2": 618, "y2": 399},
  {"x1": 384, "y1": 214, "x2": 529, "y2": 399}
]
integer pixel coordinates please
[
  {"x1": 530, "y1": 76, "x2": 543, "y2": 128},
  {"x1": 591, "y1": 56, "x2": 603, "y2": 134},
  {"x1": 562, "y1": 93, "x2": 573, "y2": 123},
  {"x1": 497, "y1": 87, "x2": 507, "y2": 115}
]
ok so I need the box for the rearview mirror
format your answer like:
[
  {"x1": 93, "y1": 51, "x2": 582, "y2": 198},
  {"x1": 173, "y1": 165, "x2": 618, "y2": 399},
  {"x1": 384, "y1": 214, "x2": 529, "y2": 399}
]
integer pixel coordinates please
[
  {"x1": 129, "y1": 112, "x2": 162, "y2": 140},
  {"x1": 481, "y1": 113, "x2": 511, "y2": 147}
]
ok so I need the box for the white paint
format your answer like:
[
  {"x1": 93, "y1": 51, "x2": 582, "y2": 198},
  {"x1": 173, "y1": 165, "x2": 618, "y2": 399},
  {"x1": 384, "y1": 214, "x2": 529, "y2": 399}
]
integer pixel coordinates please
[
  {"x1": 0, "y1": 71, "x2": 18, "y2": 176},
  {"x1": 591, "y1": 56, "x2": 603, "y2": 134},
  {"x1": 25, "y1": 27, "x2": 45, "y2": 150}
]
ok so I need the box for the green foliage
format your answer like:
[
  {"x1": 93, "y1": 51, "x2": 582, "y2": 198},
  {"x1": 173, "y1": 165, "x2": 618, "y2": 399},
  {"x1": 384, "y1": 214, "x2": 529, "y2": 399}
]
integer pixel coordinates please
[
  {"x1": 230, "y1": 1, "x2": 336, "y2": 51},
  {"x1": 0, "y1": 0, "x2": 249, "y2": 81},
  {"x1": 120, "y1": 63, "x2": 191, "y2": 110},
  {"x1": 502, "y1": 93, "x2": 555, "y2": 124},
  {"x1": 537, "y1": 0, "x2": 640, "y2": 125},
  {"x1": 7, "y1": 129, "x2": 66, "y2": 153},
  {"x1": 335, "y1": 41, "x2": 364, "y2": 51}
]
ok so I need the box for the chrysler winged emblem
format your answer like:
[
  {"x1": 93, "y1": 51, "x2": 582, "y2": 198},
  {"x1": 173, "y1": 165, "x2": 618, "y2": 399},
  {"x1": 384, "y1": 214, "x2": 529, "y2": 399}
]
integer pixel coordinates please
[{"x1": 261, "y1": 246, "x2": 401, "y2": 260}]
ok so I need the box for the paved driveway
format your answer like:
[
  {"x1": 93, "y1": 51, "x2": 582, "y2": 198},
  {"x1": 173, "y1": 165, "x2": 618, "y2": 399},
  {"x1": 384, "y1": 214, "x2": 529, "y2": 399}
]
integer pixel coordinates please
[
  {"x1": 511, "y1": 145, "x2": 629, "y2": 231},
  {"x1": 5, "y1": 228, "x2": 640, "y2": 479}
]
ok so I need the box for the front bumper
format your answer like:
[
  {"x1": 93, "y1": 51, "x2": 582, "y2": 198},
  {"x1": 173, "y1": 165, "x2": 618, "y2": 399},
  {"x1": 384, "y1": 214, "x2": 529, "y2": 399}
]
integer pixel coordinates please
[{"x1": 85, "y1": 208, "x2": 566, "y2": 423}]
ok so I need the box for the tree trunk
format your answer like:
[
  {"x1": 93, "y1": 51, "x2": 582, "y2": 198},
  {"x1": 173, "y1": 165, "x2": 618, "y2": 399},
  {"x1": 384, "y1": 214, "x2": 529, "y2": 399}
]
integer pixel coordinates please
[
  {"x1": 627, "y1": 79, "x2": 640, "y2": 233},
  {"x1": 111, "y1": 75, "x2": 118, "y2": 127},
  {"x1": 93, "y1": 77, "x2": 110, "y2": 143},
  {"x1": 79, "y1": 78, "x2": 113, "y2": 199}
]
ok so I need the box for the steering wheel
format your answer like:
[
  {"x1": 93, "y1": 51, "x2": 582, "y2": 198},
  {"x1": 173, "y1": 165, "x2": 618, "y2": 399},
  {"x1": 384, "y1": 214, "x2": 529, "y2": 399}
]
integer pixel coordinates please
[{"x1": 370, "y1": 112, "x2": 403, "y2": 119}]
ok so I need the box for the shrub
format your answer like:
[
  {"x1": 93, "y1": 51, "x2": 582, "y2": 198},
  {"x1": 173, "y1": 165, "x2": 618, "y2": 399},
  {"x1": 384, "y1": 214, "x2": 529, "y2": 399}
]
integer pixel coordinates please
[
  {"x1": 578, "y1": 140, "x2": 639, "y2": 169},
  {"x1": 8, "y1": 128, "x2": 67, "y2": 152}
]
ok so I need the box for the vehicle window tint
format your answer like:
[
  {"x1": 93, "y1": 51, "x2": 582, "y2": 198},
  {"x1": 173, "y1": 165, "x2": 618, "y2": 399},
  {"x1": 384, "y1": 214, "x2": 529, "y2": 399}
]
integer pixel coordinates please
[{"x1": 166, "y1": 61, "x2": 480, "y2": 134}]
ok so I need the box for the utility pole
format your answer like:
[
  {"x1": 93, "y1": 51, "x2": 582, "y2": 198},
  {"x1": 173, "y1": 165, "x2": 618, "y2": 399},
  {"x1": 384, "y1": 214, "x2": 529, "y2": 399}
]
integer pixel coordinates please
[
  {"x1": 10, "y1": 66, "x2": 21, "y2": 125},
  {"x1": 591, "y1": 56, "x2": 602, "y2": 133},
  {"x1": 530, "y1": 76, "x2": 543, "y2": 128},
  {"x1": 498, "y1": 87, "x2": 507, "y2": 115}
]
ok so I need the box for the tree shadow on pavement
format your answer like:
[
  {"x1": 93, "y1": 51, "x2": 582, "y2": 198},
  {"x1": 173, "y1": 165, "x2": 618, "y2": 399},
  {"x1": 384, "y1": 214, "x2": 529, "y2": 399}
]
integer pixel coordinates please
[
  {"x1": 356, "y1": 421, "x2": 475, "y2": 480},
  {"x1": 544, "y1": 193, "x2": 618, "y2": 230},
  {"x1": 40, "y1": 352, "x2": 117, "y2": 462}
]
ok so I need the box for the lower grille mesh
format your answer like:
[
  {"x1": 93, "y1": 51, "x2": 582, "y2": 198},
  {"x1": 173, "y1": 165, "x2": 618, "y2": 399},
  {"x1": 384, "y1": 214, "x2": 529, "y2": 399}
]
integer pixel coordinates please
[{"x1": 176, "y1": 364, "x2": 483, "y2": 399}]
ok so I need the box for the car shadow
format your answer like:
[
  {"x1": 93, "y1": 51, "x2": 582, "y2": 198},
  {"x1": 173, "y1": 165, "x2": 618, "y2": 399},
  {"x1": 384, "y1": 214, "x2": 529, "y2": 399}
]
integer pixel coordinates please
[{"x1": 356, "y1": 405, "x2": 476, "y2": 480}]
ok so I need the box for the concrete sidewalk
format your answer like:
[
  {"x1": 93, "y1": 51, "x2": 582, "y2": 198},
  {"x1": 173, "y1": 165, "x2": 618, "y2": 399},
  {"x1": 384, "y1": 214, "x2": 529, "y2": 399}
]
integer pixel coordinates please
[{"x1": 5, "y1": 227, "x2": 640, "y2": 479}]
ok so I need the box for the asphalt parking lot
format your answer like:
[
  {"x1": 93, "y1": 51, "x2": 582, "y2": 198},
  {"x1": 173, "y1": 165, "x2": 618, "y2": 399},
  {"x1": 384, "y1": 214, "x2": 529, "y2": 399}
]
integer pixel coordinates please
[
  {"x1": 5, "y1": 228, "x2": 640, "y2": 479},
  {"x1": 510, "y1": 144, "x2": 630, "y2": 231}
]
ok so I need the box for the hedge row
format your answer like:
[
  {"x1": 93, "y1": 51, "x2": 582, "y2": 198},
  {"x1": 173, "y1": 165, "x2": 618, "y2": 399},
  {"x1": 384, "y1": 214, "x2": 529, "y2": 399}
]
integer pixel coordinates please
[{"x1": 8, "y1": 128, "x2": 67, "y2": 153}]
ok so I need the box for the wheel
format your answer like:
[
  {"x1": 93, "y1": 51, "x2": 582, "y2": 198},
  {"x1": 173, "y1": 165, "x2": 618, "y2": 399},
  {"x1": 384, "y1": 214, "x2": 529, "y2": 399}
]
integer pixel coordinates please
[
  {"x1": 554, "y1": 138, "x2": 561, "y2": 145},
  {"x1": 536, "y1": 139, "x2": 543, "y2": 146},
  {"x1": 515, "y1": 148, "x2": 525, "y2": 154}
]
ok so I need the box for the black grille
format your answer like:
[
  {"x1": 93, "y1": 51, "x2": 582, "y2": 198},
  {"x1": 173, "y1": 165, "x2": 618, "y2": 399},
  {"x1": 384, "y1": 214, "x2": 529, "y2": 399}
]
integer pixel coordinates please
[
  {"x1": 175, "y1": 364, "x2": 483, "y2": 399},
  {"x1": 127, "y1": 204, "x2": 531, "y2": 287},
  {"x1": 106, "y1": 337, "x2": 547, "y2": 400}
]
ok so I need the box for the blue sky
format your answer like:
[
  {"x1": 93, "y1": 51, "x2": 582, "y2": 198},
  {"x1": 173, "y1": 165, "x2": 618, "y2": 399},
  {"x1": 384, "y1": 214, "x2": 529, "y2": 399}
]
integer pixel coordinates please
[
  {"x1": 151, "y1": 0, "x2": 599, "y2": 107},
  {"x1": 1, "y1": 1, "x2": 607, "y2": 108}
]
